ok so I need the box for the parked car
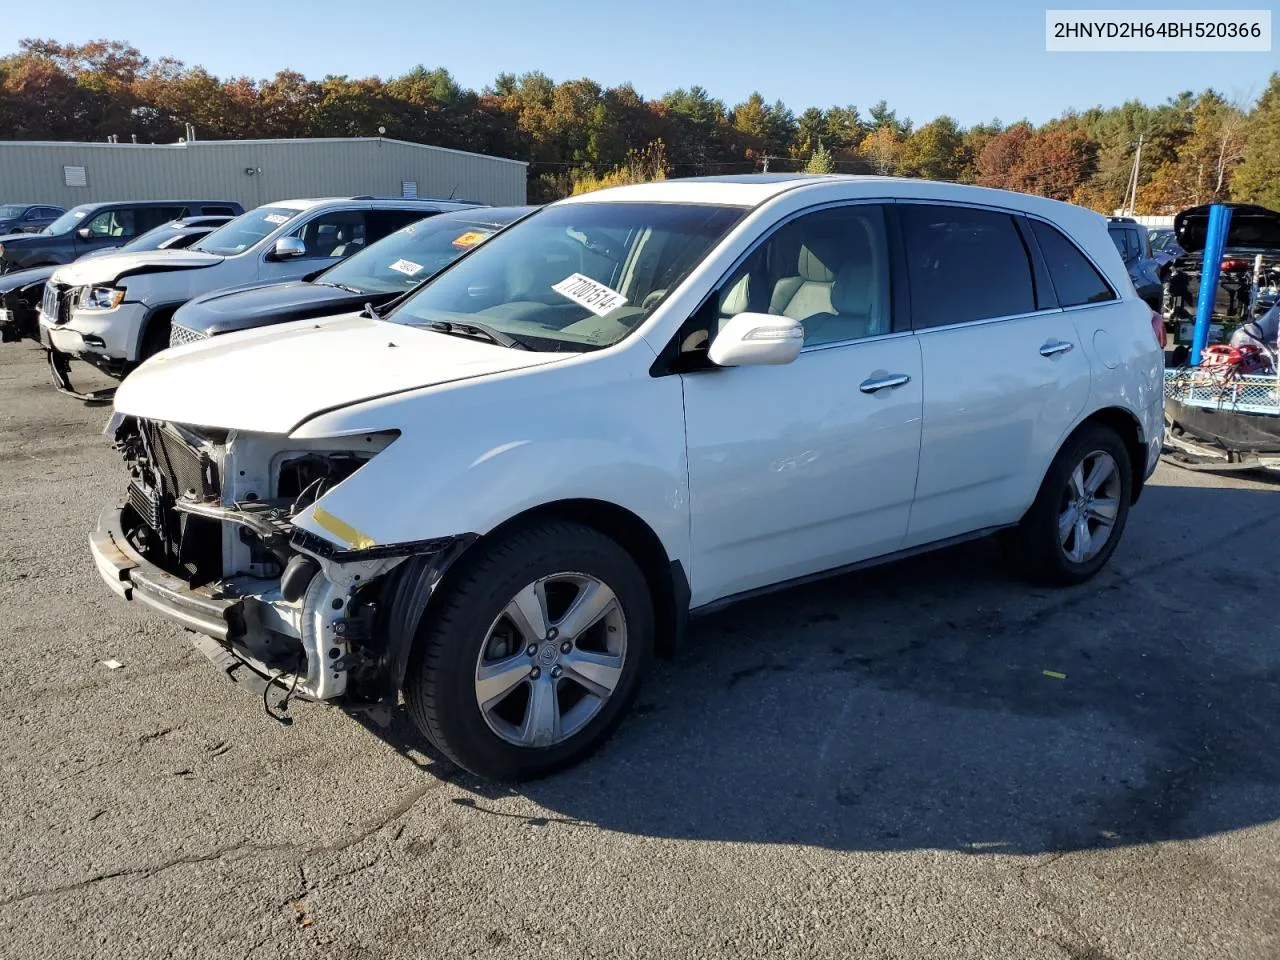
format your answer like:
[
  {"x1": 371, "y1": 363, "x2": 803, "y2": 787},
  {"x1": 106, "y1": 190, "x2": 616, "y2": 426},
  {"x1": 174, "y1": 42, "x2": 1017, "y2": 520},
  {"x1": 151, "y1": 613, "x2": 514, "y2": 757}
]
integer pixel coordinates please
[
  {"x1": 0, "y1": 200, "x2": 242, "y2": 274},
  {"x1": 91, "y1": 175, "x2": 1164, "y2": 780},
  {"x1": 170, "y1": 206, "x2": 535, "y2": 347},
  {"x1": 1146, "y1": 226, "x2": 1183, "y2": 271},
  {"x1": 1106, "y1": 217, "x2": 1163, "y2": 311},
  {"x1": 0, "y1": 203, "x2": 64, "y2": 235},
  {"x1": 1, "y1": 215, "x2": 235, "y2": 344},
  {"x1": 39, "y1": 196, "x2": 484, "y2": 398},
  {"x1": 1162, "y1": 203, "x2": 1280, "y2": 343}
]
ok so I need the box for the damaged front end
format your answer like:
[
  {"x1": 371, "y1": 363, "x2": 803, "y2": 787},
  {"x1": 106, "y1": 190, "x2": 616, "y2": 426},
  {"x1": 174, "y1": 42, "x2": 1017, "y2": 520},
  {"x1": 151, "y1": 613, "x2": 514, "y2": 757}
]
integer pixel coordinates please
[{"x1": 91, "y1": 415, "x2": 468, "y2": 706}]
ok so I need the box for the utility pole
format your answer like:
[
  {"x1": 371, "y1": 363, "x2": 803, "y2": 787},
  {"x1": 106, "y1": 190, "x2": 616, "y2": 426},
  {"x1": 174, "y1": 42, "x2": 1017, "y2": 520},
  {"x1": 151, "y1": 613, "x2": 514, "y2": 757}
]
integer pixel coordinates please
[
  {"x1": 762, "y1": 155, "x2": 770, "y2": 173},
  {"x1": 1124, "y1": 134, "x2": 1144, "y2": 216}
]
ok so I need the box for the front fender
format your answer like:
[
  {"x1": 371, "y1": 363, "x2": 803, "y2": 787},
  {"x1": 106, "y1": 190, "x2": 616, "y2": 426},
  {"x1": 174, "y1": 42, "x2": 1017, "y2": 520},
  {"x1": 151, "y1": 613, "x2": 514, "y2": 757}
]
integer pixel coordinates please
[{"x1": 289, "y1": 358, "x2": 690, "y2": 575}]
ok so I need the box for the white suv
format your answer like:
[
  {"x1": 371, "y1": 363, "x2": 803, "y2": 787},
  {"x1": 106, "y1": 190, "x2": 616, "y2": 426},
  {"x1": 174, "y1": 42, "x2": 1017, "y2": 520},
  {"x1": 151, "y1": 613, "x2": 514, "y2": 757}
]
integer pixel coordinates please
[
  {"x1": 39, "y1": 196, "x2": 482, "y2": 398},
  {"x1": 91, "y1": 175, "x2": 1165, "y2": 780}
]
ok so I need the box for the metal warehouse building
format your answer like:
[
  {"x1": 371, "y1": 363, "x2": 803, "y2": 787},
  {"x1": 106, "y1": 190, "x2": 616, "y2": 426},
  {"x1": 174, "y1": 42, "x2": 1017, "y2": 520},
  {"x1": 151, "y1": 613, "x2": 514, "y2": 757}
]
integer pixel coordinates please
[{"x1": 0, "y1": 137, "x2": 528, "y2": 209}]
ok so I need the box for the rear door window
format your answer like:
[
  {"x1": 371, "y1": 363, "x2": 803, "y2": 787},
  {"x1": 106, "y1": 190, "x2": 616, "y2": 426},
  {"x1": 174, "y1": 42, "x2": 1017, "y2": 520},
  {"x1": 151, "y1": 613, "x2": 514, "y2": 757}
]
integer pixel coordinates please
[
  {"x1": 368, "y1": 209, "x2": 434, "y2": 243},
  {"x1": 899, "y1": 204, "x2": 1036, "y2": 328},
  {"x1": 135, "y1": 206, "x2": 185, "y2": 233},
  {"x1": 1029, "y1": 219, "x2": 1116, "y2": 307},
  {"x1": 202, "y1": 205, "x2": 238, "y2": 216}
]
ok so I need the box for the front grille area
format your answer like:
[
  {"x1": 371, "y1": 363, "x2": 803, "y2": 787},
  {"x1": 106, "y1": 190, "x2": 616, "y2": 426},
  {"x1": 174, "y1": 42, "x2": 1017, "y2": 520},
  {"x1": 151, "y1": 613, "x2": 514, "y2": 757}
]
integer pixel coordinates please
[
  {"x1": 125, "y1": 420, "x2": 223, "y2": 584},
  {"x1": 169, "y1": 323, "x2": 208, "y2": 348},
  {"x1": 40, "y1": 282, "x2": 58, "y2": 320},
  {"x1": 144, "y1": 421, "x2": 218, "y2": 501}
]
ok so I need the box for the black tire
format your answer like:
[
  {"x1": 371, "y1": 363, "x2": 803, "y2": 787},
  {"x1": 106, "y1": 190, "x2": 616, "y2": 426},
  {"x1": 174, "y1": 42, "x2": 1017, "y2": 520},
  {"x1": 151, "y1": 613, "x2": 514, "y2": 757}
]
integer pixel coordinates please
[
  {"x1": 404, "y1": 521, "x2": 654, "y2": 780},
  {"x1": 1008, "y1": 424, "x2": 1133, "y2": 586}
]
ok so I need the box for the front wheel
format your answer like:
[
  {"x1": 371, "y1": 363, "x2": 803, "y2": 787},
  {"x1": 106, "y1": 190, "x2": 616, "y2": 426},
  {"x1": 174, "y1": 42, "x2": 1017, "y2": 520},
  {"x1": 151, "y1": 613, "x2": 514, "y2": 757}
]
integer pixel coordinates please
[
  {"x1": 404, "y1": 521, "x2": 654, "y2": 780},
  {"x1": 1008, "y1": 425, "x2": 1133, "y2": 586}
]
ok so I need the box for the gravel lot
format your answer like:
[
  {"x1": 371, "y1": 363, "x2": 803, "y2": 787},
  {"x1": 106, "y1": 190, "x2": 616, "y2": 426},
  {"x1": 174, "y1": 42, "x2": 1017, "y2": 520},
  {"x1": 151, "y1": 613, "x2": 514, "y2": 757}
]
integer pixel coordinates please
[{"x1": 1, "y1": 340, "x2": 1278, "y2": 959}]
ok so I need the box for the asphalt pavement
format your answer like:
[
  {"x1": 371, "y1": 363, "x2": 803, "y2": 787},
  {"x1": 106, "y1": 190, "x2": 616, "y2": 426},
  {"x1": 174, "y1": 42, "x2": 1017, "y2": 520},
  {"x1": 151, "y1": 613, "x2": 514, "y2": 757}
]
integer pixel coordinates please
[{"x1": 1, "y1": 341, "x2": 1277, "y2": 959}]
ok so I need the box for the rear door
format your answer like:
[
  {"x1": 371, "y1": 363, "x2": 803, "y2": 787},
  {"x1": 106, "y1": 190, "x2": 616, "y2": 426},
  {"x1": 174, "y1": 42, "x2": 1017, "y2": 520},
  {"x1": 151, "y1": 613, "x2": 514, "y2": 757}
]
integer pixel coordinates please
[{"x1": 898, "y1": 202, "x2": 1092, "y2": 548}]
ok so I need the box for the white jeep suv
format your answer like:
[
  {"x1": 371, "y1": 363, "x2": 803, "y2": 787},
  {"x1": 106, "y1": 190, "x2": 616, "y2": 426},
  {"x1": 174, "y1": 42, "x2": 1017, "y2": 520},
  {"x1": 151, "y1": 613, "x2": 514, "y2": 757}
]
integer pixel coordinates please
[
  {"x1": 91, "y1": 175, "x2": 1165, "y2": 780},
  {"x1": 39, "y1": 196, "x2": 481, "y2": 398}
]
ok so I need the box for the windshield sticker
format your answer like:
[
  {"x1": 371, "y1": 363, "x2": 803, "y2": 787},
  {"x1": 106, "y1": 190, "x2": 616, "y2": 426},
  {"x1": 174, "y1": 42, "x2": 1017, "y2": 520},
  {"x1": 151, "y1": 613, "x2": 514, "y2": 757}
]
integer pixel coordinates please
[
  {"x1": 451, "y1": 230, "x2": 492, "y2": 249},
  {"x1": 73, "y1": 211, "x2": 86, "y2": 219},
  {"x1": 552, "y1": 273, "x2": 628, "y2": 316},
  {"x1": 388, "y1": 258, "x2": 425, "y2": 277},
  {"x1": 263, "y1": 213, "x2": 290, "y2": 225}
]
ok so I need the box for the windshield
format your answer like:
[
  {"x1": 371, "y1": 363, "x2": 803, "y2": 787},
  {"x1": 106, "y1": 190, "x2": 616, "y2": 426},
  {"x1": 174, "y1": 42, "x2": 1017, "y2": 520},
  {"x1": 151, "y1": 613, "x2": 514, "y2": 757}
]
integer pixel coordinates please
[
  {"x1": 388, "y1": 202, "x2": 745, "y2": 351},
  {"x1": 193, "y1": 206, "x2": 299, "y2": 255},
  {"x1": 0, "y1": 205, "x2": 26, "y2": 219},
  {"x1": 44, "y1": 205, "x2": 93, "y2": 236},
  {"x1": 319, "y1": 216, "x2": 515, "y2": 295}
]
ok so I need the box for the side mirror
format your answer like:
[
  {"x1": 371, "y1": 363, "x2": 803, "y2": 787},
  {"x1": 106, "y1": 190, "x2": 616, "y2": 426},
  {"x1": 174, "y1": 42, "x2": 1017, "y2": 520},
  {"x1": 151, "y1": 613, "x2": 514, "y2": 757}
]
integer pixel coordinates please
[
  {"x1": 268, "y1": 236, "x2": 306, "y2": 261},
  {"x1": 708, "y1": 312, "x2": 803, "y2": 367},
  {"x1": 76, "y1": 227, "x2": 92, "y2": 240}
]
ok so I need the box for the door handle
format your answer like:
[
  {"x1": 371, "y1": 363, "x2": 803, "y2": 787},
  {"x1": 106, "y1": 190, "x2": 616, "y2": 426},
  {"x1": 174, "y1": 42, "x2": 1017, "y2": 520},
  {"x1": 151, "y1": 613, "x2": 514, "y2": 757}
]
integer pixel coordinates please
[
  {"x1": 1039, "y1": 340, "x2": 1075, "y2": 357},
  {"x1": 859, "y1": 373, "x2": 912, "y2": 394}
]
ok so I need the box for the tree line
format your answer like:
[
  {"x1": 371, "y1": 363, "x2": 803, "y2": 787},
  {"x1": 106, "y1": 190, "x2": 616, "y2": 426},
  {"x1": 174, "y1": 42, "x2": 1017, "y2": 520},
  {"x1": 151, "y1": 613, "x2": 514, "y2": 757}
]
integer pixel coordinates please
[{"x1": 2, "y1": 39, "x2": 1278, "y2": 211}]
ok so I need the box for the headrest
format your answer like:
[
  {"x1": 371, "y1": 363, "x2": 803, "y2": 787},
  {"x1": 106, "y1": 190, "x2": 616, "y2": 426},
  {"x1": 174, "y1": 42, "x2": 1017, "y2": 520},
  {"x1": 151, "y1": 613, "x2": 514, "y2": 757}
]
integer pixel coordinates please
[
  {"x1": 795, "y1": 233, "x2": 843, "y2": 282},
  {"x1": 831, "y1": 261, "x2": 873, "y2": 315}
]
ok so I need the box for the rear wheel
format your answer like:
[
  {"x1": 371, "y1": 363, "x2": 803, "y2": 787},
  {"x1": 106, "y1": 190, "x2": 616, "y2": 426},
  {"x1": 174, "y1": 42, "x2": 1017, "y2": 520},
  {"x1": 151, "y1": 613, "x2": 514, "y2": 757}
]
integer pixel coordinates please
[
  {"x1": 1008, "y1": 424, "x2": 1133, "y2": 586},
  {"x1": 404, "y1": 521, "x2": 653, "y2": 780}
]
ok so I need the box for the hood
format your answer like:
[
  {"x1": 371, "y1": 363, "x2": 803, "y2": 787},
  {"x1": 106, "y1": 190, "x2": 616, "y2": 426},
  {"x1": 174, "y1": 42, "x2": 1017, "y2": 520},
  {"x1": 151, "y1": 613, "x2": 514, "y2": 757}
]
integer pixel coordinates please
[
  {"x1": 0, "y1": 264, "x2": 56, "y2": 295},
  {"x1": 113, "y1": 314, "x2": 566, "y2": 433},
  {"x1": 54, "y1": 248, "x2": 225, "y2": 286},
  {"x1": 178, "y1": 280, "x2": 364, "y2": 336},
  {"x1": 1175, "y1": 204, "x2": 1280, "y2": 254},
  {"x1": 0, "y1": 231, "x2": 42, "y2": 248}
]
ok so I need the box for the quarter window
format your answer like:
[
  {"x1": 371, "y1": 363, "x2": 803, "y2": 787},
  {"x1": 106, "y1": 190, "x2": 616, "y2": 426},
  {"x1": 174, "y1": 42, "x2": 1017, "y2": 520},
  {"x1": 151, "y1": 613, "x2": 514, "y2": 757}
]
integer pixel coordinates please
[
  {"x1": 711, "y1": 205, "x2": 892, "y2": 349},
  {"x1": 899, "y1": 204, "x2": 1035, "y2": 328},
  {"x1": 1030, "y1": 219, "x2": 1116, "y2": 307}
]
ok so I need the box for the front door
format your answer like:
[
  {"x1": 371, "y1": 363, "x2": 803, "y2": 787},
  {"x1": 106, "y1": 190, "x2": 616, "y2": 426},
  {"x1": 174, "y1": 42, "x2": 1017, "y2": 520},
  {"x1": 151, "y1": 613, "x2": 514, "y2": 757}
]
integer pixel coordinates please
[
  {"x1": 259, "y1": 210, "x2": 369, "y2": 281},
  {"x1": 679, "y1": 203, "x2": 924, "y2": 606}
]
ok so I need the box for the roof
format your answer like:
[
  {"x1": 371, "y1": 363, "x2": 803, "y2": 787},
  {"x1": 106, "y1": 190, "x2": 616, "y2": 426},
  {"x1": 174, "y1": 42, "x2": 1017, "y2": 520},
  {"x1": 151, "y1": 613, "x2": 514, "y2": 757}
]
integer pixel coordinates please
[
  {"x1": 0, "y1": 136, "x2": 528, "y2": 168},
  {"x1": 558, "y1": 174, "x2": 1105, "y2": 228},
  {"x1": 261, "y1": 197, "x2": 488, "y2": 212}
]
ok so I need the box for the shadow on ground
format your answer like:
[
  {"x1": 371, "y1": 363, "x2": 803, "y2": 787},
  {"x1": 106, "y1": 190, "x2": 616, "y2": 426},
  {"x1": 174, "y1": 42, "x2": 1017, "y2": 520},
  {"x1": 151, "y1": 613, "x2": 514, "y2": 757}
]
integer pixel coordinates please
[{"x1": 356, "y1": 478, "x2": 1280, "y2": 856}]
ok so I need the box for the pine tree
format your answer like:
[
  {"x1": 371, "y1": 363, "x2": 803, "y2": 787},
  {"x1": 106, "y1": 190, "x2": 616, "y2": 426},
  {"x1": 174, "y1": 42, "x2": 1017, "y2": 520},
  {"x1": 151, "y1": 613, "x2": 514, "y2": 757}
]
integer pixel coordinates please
[
  {"x1": 1232, "y1": 73, "x2": 1280, "y2": 210},
  {"x1": 805, "y1": 141, "x2": 834, "y2": 174}
]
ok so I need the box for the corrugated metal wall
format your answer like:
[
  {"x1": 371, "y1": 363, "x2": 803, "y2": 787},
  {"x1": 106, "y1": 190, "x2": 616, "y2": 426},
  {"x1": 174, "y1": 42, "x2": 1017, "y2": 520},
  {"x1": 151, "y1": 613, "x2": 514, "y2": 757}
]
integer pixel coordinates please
[{"x1": 0, "y1": 138, "x2": 528, "y2": 209}]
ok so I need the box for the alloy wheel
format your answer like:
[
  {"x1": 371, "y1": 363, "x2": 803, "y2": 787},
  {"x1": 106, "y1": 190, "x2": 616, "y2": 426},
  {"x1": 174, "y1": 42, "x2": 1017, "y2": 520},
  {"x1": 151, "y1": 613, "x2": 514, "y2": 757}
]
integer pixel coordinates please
[
  {"x1": 473, "y1": 572, "x2": 628, "y2": 748},
  {"x1": 1058, "y1": 450, "x2": 1122, "y2": 564}
]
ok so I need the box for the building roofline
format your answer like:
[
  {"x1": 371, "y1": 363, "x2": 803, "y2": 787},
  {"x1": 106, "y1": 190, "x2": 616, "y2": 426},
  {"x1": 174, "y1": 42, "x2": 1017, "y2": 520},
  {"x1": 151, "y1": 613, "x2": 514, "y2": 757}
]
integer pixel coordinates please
[{"x1": 0, "y1": 136, "x2": 527, "y2": 168}]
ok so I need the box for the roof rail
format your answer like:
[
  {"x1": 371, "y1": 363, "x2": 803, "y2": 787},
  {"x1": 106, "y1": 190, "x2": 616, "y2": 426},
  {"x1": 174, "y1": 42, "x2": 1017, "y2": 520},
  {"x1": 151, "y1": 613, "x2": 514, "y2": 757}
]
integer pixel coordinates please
[{"x1": 348, "y1": 195, "x2": 487, "y2": 205}]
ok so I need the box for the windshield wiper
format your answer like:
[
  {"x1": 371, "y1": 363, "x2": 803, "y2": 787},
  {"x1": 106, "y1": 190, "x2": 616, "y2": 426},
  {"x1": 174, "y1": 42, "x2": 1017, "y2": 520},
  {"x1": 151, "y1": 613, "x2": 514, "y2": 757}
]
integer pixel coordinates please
[
  {"x1": 428, "y1": 320, "x2": 528, "y2": 350},
  {"x1": 317, "y1": 281, "x2": 364, "y2": 294}
]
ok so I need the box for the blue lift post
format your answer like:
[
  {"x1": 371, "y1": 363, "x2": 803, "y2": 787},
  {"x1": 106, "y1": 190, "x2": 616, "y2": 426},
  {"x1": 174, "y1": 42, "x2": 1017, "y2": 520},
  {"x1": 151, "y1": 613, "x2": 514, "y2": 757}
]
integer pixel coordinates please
[{"x1": 1190, "y1": 203, "x2": 1233, "y2": 365}]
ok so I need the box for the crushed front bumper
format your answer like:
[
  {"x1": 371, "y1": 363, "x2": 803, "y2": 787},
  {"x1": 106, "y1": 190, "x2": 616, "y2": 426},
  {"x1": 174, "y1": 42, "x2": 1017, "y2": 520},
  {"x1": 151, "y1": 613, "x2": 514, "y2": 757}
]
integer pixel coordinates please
[{"x1": 91, "y1": 504, "x2": 246, "y2": 639}]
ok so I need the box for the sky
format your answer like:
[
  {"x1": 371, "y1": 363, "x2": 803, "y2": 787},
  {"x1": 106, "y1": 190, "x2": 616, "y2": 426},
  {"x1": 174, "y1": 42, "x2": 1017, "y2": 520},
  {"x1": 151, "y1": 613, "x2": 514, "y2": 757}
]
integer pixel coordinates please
[{"x1": 0, "y1": 0, "x2": 1274, "y2": 127}]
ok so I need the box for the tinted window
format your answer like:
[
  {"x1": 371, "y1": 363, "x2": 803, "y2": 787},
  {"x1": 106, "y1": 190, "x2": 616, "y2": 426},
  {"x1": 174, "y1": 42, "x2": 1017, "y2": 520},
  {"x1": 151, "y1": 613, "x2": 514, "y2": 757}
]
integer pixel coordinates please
[
  {"x1": 202, "y1": 205, "x2": 238, "y2": 216},
  {"x1": 368, "y1": 209, "x2": 434, "y2": 242},
  {"x1": 39, "y1": 207, "x2": 63, "y2": 219},
  {"x1": 1109, "y1": 226, "x2": 1139, "y2": 261},
  {"x1": 713, "y1": 205, "x2": 891, "y2": 348},
  {"x1": 900, "y1": 205, "x2": 1035, "y2": 327},
  {"x1": 135, "y1": 206, "x2": 185, "y2": 233},
  {"x1": 1030, "y1": 219, "x2": 1115, "y2": 307}
]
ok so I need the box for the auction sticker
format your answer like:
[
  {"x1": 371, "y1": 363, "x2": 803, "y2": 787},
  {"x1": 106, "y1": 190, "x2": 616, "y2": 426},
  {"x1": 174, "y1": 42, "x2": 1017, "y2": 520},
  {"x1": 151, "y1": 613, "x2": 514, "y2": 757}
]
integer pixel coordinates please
[
  {"x1": 552, "y1": 273, "x2": 628, "y2": 316},
  {"x1": 452, "y1": 230, "x2": 492, "y2": 249},
  {"x1": 264, "y1": 214, "x2": 290, "y2": 225},
  {"x1": 388, "y1": 258, "x2": 425, "y2": 277}
]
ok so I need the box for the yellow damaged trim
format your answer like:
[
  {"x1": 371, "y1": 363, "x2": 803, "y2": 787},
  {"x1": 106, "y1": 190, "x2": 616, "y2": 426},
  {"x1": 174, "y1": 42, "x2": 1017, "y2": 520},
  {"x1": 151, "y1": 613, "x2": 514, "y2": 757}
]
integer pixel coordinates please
[{"x1": 311, "y1": 508, "x2": 376, "y2": 551}]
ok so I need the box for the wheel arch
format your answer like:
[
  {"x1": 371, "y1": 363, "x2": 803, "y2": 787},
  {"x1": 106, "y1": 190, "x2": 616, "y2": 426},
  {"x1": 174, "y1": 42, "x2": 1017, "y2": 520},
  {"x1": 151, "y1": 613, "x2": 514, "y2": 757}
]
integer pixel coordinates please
[
  {"x1": 475, "y1": 498, "x2": 690, "y2": 660},
  {"x1": 1068, "y1": 406, "x2": 1148, "y2": 503},
  {"x1": 133, "y1": 302, "x2": 184, "y2": 360}
]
